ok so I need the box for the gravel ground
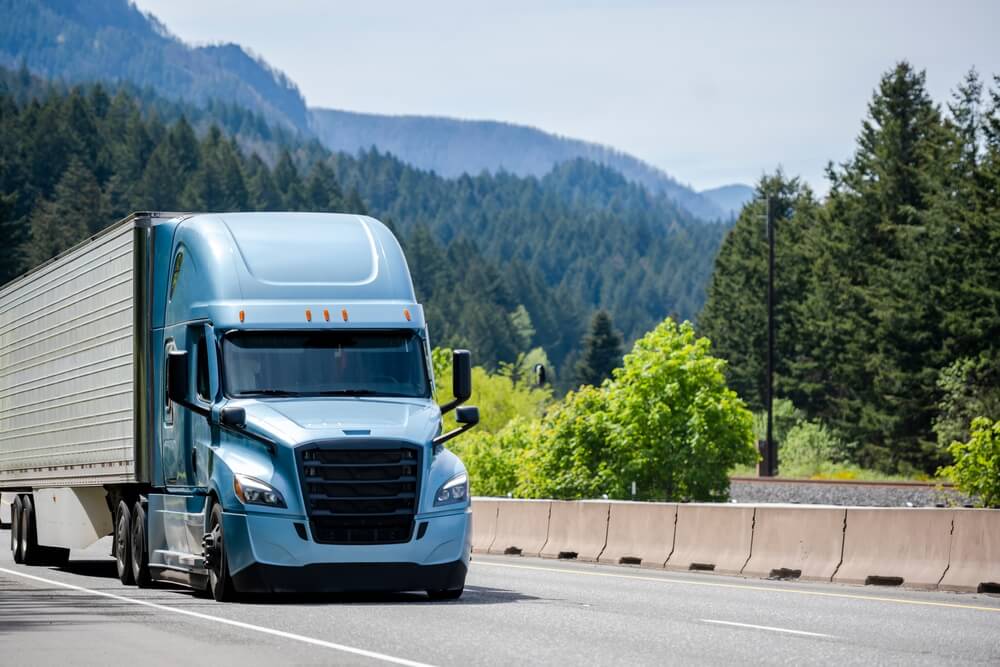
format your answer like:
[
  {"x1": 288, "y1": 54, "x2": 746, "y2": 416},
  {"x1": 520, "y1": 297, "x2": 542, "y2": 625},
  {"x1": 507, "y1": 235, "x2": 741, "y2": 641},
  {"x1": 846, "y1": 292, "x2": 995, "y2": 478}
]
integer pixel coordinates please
[{"x1": 728, "y1": 478, "x2": 974, "y2": 507}]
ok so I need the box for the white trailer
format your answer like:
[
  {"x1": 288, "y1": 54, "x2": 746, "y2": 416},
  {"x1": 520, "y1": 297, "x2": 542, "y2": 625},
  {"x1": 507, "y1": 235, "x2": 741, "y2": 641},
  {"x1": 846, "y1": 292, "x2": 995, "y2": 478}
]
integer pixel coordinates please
[{"x1": 1, "y1": 216, "x2": 148, "y2": 558}]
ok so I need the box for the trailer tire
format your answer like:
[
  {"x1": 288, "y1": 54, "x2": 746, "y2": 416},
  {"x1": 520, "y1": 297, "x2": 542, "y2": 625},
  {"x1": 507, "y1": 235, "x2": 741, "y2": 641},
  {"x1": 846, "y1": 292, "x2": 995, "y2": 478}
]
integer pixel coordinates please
[
  {"x1": 207, "y1": 503, "x2": 238, "y2": 602},
  {"x1": 131, "y1": 501, "x2": 152, "y2": 588},
  {"x1": 11, "y1": 495, "x2": 24, "y2": 564},
  {"x1": 19, "y1": 495, "x2": 43, "y2": 565},
  {"x1": 115, "y1": 500, "x2": 135, "y2": 585}
]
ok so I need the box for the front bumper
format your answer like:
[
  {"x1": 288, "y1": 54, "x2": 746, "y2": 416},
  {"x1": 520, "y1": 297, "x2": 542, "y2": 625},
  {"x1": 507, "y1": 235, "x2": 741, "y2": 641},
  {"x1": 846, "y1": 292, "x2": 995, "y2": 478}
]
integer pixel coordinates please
[
  {"x1": 232, "y1": 559, "x2": 467, "y2": 594},
  {"x1": 222, "y1": 506, "x2": 471, "y2": 591}
]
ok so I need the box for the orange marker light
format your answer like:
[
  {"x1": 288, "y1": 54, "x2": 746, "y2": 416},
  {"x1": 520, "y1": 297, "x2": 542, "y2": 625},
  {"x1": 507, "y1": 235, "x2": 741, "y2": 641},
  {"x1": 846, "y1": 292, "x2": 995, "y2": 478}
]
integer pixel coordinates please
[
  {"x1": 403, "y1": 308, "x2": 411, "y2": 322},
  {"x1": 305, "y1": 309, "x2": 312, "y2": 322},
  {"x1": 239, "y1": 310, "x2": 245, "y2": 323},
  {"x1": 323, "y1": 309, "x2": 330, "y2": 322},
  {"x1": 341, "y1": 308, "x2": 349, "y2": 322}
]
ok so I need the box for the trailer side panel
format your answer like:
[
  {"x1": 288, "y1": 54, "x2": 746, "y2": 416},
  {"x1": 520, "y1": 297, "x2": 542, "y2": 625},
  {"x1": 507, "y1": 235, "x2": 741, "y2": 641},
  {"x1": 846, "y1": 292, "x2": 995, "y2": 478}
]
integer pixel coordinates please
[{"x1": 0, "y1": 221, "x2": 136, "y2": 487}]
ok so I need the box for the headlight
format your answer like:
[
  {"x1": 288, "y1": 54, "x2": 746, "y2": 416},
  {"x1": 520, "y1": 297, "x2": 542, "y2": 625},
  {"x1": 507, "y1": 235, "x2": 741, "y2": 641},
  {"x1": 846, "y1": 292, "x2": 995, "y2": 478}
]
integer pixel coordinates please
[
  {"x1": 434, "y1": 472, "x2": 469, "y2": 507},
  {"x1": 233, "y1": 474, "x2": 286, "y2": 508}
]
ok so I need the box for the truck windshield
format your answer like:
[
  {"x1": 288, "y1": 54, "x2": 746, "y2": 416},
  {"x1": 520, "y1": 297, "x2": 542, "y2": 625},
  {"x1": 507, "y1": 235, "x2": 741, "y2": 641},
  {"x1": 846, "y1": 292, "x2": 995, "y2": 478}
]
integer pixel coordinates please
[{"x1": 223, "y1": 330, "x2": 430, "y2": 399}]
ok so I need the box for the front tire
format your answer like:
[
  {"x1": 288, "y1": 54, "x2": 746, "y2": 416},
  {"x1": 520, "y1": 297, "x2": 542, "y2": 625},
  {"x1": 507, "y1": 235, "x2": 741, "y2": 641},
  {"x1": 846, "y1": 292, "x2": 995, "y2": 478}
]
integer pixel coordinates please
[
  {"x1": 131, "y1": 501, "x2": 152, "y2": 588},
  {"x1": 206, "y1": 503, "x2": 238, "y2": 602},
  {"x1": 115, "y1": 500, "x2": 135, "y2": 585},
  {"x1": 11, "y1": 495, "x2": 23, "y2": 564}
]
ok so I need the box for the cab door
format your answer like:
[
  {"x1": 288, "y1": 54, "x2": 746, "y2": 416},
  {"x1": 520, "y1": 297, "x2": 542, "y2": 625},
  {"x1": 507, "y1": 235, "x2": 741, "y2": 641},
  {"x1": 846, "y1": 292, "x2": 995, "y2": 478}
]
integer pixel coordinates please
[{"x1": 149, "y1": 322, "x2": 219, "y2": 568}]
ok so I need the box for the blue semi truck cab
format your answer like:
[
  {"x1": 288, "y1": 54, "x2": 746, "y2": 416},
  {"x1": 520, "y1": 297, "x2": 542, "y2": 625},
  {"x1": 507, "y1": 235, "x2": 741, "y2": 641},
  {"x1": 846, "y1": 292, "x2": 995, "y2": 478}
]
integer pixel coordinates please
[{"x1": 1, "y1": 211, "x2": 478, "y2": 601}]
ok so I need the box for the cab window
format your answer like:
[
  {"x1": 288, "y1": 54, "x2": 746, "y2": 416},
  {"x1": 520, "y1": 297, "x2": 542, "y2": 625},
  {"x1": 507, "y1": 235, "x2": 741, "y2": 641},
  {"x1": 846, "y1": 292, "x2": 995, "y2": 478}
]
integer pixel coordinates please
[{"x1": 196, "y1": 332, "x2": 211, "y2": 401}]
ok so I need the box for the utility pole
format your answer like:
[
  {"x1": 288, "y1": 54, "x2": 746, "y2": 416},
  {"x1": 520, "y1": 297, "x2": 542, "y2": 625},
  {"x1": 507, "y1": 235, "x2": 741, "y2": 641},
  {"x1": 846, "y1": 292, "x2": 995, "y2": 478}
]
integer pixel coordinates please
[{"x1": 765, "y1": 197, "x2": 777, "y2": 477}]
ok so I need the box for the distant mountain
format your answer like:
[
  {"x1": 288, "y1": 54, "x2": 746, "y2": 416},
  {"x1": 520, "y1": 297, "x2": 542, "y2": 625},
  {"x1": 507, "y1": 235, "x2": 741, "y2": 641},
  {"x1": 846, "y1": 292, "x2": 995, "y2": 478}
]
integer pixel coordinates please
[
  {"x1": 698, "y1": 184, "x2": 755, "y2": 219},
  {"x1": 309, "y1": 108, "x2": 742, "y2": 221},
  {"x1": 0, "y1": 0, "x2": 310, "y2": 130},
  {"x1": 2, "y1": 0, "x2": 750, "y2": 221}
]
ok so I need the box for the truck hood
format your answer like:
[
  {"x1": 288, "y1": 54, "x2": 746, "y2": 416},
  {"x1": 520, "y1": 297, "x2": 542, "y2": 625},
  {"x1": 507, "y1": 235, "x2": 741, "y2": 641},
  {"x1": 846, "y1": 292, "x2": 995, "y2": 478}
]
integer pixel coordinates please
[{"x1": 234, "y1": 397, "x2": 442, "y2": 446}]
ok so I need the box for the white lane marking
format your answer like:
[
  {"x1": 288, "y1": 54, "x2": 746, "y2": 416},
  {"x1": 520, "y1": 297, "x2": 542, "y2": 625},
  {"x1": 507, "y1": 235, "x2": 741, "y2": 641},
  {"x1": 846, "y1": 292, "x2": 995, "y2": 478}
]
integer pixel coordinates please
[
  {"x1": 700, "y1": 619, "x2": 836, "y2": 638},
  {"x1": 0, "y1": 566, "x2": 435, "y2": 667}
]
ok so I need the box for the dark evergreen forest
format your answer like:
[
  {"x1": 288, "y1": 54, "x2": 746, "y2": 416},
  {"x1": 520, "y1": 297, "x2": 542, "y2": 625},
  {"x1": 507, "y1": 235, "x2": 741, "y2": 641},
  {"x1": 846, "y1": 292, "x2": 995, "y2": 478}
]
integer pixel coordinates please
[
  {"x1": 700, "y1": 63, "x2": 1000, "y2": 475},
  {"x1": 0, "y1": 65, "x2": 726, "y2": 386}
]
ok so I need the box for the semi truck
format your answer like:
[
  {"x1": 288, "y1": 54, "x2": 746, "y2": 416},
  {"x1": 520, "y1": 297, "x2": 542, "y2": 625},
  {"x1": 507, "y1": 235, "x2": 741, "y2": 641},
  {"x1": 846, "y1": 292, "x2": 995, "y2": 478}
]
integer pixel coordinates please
[{"x1": 0, "y1": 211, "x2": 479, "y2": 601}]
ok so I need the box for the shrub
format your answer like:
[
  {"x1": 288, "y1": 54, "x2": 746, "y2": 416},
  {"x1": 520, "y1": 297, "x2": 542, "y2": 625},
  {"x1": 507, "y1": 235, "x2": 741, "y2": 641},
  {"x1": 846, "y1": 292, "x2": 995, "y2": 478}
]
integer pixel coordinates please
[
  {"x1": 939, "y1": 417, "x2": 1000, "y2": 507},
  {"x1": 516, "y1": 319, "x2": 756, "y2": 501},
  {"x1": 780, "y1": 421, "x2": 842, "y2": 477},
  {"x1": 432, "y1": 347, "x2": 552, "y2": 435},
  {"x1": 752, "y1": 398, "x2": 803, "y2": 445},
  {"x1": 934, "y1": 354, "x2": 1000, "y2": 448},
  {"x1": 607, "y1": 319, "x2": 757, "y2": 500}
]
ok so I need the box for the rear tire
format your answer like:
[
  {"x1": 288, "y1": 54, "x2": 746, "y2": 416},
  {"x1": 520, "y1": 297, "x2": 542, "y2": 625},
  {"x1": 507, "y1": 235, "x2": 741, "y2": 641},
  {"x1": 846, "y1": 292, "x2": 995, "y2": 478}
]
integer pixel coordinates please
[
  {"x1": 115, "y1": 500, "x2": 135, "y2": 585},
  {"x1": 11, "y1": 495, "x2": 23, "y2": 564},
  {"x1": 427, "y1": 586, "x2": 464, "y2": 601},
  {"x1": 207, "y1": 503, "x2": 238, "y2": 602},
  {"x1": 130, "y1": 501, "x2": 152, "y2": 588},
  {"x1": 19, "y1": 495, "x2": 41, "y2": 565}
]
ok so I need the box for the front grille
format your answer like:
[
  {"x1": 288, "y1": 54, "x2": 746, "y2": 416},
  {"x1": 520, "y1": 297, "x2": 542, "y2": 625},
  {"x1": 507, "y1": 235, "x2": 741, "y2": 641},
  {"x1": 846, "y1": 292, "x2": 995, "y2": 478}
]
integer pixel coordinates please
[{"x1": 298, "y1": 444, "x2": 420, "y2": 544}]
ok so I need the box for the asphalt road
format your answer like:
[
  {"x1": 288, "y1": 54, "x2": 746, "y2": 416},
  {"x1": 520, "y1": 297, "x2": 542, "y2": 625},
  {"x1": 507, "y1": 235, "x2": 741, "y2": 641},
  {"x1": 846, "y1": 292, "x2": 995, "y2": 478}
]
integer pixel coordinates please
[{"x1": 1, "y1": 529, "x2": 998, "y2": 666}]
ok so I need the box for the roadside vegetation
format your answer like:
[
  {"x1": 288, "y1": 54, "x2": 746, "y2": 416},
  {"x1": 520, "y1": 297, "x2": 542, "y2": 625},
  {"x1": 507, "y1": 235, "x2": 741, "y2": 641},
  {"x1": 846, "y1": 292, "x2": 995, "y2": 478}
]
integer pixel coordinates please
[
  {"x1": 700, "y1": 63, "x2": 1000, "y2": 481},
  {"x1": 2, "y1": 59, "x2": 997, "y2": 495},
  {"x1": 437, "y1": 319, "x2": 757, "y2": 501}
]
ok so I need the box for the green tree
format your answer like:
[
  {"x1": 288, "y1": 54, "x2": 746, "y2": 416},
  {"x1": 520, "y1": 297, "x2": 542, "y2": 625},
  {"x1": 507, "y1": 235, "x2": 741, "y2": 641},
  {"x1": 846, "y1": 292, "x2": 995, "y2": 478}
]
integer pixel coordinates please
[
  {"x1": 515, "y1": 319, "x2": 757, "y2": 501},
  {"x1": 574, "y1": 310, "x2": 623, "y2": 387},
  {"x1": 939, "y1": 418, "x2": 1000, "y2": 507},
  {"x1": 699, "y1": 172, "x2": 818, "y2": 411},
  {"x1": 27, "y1": 158, "x2": 102, "y2": 265}
]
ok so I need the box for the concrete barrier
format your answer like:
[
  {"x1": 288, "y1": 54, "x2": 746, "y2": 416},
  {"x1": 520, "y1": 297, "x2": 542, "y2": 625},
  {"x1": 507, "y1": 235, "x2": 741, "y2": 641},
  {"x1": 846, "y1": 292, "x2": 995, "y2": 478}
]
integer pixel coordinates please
[
  {"x1": 470, "y1": 499, "x2": 501, "y2": 553},
  {"x1": 539, "y1": 501, "x2": 610, "y2": 561},
  {"x1": 741, "y1": 506, "x2": 846, "y2": 581},
  {"x1": 598, "y1": 501, "x2": 677, "y2": 568},
  {"x1": 488, "y1": 499, "x2": 552, "y2": 557},
  {"x1": 939, "y1": 509, "x2": 1000, "y2": 593},
  {"x1": 834, "y1": 508, "x2": 953, "y2": 589},
  {"x1": 665, "y1": 504, "x2": 754, "y2": 575}
]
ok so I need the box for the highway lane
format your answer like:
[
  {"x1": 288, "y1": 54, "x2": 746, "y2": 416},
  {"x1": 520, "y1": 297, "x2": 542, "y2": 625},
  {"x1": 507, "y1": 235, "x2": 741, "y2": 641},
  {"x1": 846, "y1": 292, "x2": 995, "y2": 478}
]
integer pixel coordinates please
[{"x1": 1, "y1": 529, "x2": 998, "y2": 665}]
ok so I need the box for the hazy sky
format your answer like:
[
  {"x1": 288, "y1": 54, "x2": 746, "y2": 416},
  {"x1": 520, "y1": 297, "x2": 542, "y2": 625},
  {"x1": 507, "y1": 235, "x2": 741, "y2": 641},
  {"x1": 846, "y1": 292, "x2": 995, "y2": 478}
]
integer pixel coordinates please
[{"x1": 134, "y1": 0, "x2": 1000, "y2": 191}]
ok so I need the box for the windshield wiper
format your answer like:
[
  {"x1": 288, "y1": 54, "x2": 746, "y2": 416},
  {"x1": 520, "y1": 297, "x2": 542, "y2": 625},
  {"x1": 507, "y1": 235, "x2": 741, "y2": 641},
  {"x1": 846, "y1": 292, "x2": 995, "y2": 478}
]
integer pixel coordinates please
[
  {"x1": 234, "y1": 389, "x2": 302, "y2": 397},
  {"x1": 313, "y1": 389, "x2": 380, "y2": 397}
]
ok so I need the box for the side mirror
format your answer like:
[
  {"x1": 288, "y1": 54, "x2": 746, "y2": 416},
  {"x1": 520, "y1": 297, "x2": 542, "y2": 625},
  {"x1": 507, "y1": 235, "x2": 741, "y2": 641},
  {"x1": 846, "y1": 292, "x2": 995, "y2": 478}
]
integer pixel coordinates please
[
  {"x1": 441, "y1": 349, "x2": 473, "y2": 414},
  {"x1": 452, "y1": 349, "x2": 472, "y2": 402},
  {"x1": 167, "y1": 350, "x2": 190, "y2": 406},
  {"x1": 220, "y1": 406, "x2": 246, "y2": 428},
  {"x1": 533, "y1": 363, "x2": 547, "y2": 387},
  {"x1": 455, "y1": 405, "x2": 479, "y2": 426}
]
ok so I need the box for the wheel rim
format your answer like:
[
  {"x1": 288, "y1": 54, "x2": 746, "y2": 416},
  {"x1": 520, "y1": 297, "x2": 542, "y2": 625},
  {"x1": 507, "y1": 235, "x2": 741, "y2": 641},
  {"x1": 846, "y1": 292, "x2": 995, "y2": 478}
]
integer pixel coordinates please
[
  {"x1": 115, "y1": 509, "x2": 128, "y2": 577},
  {"x1": 208, "y1": 518, "x2": 223, "y2": 584}
]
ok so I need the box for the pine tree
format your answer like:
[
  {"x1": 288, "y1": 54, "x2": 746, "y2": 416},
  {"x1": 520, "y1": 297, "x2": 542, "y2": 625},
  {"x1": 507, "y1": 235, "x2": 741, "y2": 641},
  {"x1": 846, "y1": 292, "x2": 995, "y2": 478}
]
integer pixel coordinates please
[
  {"x1": 698, "y1": 172, "x2": 817, "y2": 411},
  {"x1": 575, "y1": 310, "x2": 623, "y2": 387},
  {"x1": 0, "y1": 192, "x2": 25, "y2": 283},
  {"x1": 27, "y1": 158, "x2": 101, "y2": 266},
  {"x1": 272, "y1": 150, "x2": 305, "y2": 210},
  {"x1": 798, "y1": 62, "x2": 950, "y2": 471},
  {"x1": 304, "y1": 160, "x2": 344, "y2": 211},
  {"x1": 245, "y1": 155, "x2": 283, "y2": 210}
]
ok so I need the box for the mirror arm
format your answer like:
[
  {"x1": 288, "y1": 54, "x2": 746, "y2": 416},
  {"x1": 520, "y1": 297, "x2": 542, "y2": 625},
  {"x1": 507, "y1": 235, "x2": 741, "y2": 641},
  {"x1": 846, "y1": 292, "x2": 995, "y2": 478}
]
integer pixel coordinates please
[
  {"x1": 174, "y1": 397, "x2": 210, "y2": 418},
  {"x1": 438, "y1": 397, "x2": 464, "y2": 415},
  {"x1": 432, "y1": 421, "x2": 476, "y2": 447}
]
